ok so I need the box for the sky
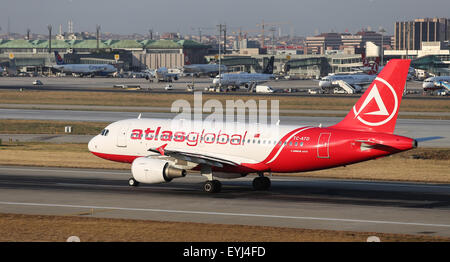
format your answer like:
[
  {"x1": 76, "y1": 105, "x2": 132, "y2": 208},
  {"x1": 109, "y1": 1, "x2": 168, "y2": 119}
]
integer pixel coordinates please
[{"x1": 1, "y1": 0, "x2": 449, "y2": 37}]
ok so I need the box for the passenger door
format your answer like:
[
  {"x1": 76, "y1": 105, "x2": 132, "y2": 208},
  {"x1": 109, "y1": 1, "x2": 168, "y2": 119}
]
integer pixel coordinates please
[
  {"x1": 116, "y1": 124, "x2": 130, "y2": 148},
  {"x1": 317, "y1": 133, "x2": 331, "y2": 159}
]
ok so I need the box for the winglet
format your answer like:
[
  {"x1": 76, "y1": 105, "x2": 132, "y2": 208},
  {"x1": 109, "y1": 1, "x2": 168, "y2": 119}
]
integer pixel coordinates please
[{"x1": 156, "y1": 144, "x2": 167, "y2": 156}]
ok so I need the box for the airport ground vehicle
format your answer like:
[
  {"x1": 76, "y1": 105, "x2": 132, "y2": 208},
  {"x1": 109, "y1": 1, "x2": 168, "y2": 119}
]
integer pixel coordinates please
[
  {"x1": 89, "y1": 60, "x2": 436, "y2": 193},
  {"x1": 255, "y1": 85, "x2": 274, "y2": 93},
  {"x1": 32, "y1": 80, "x2": 43, "y2": 85}
]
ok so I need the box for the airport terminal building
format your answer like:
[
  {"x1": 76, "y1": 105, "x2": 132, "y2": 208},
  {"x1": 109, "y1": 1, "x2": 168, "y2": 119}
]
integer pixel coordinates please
[{"x1": 0, "y1": 39, "x2": 210, "y2": 73}]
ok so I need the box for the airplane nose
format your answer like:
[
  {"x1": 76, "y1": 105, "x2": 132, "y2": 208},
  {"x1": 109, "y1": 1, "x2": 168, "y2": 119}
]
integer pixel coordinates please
[
  {"x1": 88, "y1": 136, "x2": 98, "y2": 152},
  {"x1": 422, "y1": 82, "x2": 432, "y2": 88}
]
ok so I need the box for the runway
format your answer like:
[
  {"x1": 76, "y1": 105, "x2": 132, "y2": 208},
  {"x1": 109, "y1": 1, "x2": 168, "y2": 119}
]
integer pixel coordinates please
[
  {"x1": 0, "y1": 108, "x2": 448, "y2": 147},
  {"x1": 0, "y1": 166, "x2": 449, "y2": 237}
]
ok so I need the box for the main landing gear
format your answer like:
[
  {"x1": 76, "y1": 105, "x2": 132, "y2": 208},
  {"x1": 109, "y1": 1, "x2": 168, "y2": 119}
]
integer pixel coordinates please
[
  {"x1": 252, "y1": 172, "x2": 271, "y2": 191},
  {"x1": 203, "y1": 180, "x2": 222, "y2": 193},
  {"x1": 201, "y1": 167, "x2": 272, "y2": 193},
  {"x1": 201, "y1": 166, "x2": 222, "y2": 193}
]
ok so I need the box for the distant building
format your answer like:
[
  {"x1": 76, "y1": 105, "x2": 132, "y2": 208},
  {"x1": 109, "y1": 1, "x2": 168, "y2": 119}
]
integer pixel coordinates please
[
  {"x1": 341, "y1": 31, "x2": 383, "y2": 51},
  {"x1": 0, "y1": 39, "x2": 210, "y2": 72},
  {"x1": 394, "y1": 18, "x2": 450, "y2": 51},
  {"x1": 305, "y1": 33, "x2": 342, "y2": 54}
]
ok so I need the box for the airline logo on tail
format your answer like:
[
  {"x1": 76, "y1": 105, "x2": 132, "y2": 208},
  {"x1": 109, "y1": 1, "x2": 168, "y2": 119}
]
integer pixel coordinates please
[
  {"x1": 352, "y1": 77, "x2": 398, "y2": 127},
  {"x1": 54, "y1": 51, "x2": 64, "y2": 65},
  {"x1": 361, "y1": 54, "x2": 380, "y2": 75},
  {"x1": 183, "y1": 52, "x2": 191, "y2": 65}
]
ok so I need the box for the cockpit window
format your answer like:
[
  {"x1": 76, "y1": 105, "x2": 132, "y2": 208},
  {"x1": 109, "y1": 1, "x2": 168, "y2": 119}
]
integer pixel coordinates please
[{"x1": 100, "y1": 129, "x2": 109, "y2": 136}]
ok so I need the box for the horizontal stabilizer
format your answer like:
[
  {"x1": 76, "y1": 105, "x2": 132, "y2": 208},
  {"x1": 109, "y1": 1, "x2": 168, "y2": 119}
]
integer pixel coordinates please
[{"x1": 414, "y1": 136, "x2": 444, "y2": 142}]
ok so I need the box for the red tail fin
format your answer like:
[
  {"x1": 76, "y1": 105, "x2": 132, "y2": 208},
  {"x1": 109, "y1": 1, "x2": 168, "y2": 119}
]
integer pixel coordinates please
[
  {"x1": 331, "y1": 59, "x2": 410, "y2": 134},
  {"x1": 367, "y1": 57, "x2": 380, "y2": 75},
  {"x1": 184, "y1": 52, "x2": 191, "y2": 65},
  {"x1": 361, "y1": 53, "x2": 369, "y2": 67}
]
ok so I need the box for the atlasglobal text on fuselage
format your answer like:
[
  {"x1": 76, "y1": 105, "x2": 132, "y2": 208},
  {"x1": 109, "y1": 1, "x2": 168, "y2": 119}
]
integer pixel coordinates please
[{"x1": 89, "y1": 59, "x2": 424, "y2": 193}]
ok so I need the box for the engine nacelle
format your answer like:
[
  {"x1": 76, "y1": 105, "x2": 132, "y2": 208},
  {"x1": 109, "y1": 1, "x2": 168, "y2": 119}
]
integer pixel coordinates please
[{"x1": 131, "y1": 157, "x2": 186, "y2": 184}]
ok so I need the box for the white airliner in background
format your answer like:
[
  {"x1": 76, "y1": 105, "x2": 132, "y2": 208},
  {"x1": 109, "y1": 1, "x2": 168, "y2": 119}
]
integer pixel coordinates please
[
  {"x1": 88, "y1": 59, "x2": 436, "y2": 194},
  {"x1": 318, "y1": 73, "x2": 376, "y2": 94},
  {"x1": 145, "y1": 67, "x2": 179, "y2": 82},
  {"x1": 213, "y1": 56, "x2": 275, "y2": 88},
  {"x1": 182, "y1": 52, "x2": 227, "y2": 78},
  {"x1": 183, "y1": 64, "x2": 227, "y2": 78},
  {"x1": 53, "y1": 51, "x2": 117, "y2": 77},
  {"x1": 422, "y1": 76, "x2": 450, "y2": 93}
]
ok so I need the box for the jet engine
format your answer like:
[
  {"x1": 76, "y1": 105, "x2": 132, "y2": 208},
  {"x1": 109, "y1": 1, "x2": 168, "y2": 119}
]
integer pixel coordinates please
[{"x1": 131, "y1": 157, "x2": 186, "y2": 184}]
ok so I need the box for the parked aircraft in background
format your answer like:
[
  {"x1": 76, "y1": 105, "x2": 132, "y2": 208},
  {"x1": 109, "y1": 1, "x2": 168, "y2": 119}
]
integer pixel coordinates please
[
  {"x1": 212, "y1": 56, "x2": 275, "y2": 88},
  {"x1": 88, "y1": 59, "x2": 436, "y2": 193},
  {"x1": 182, "y1": 52, "x2": 227, "y2": 78},
  {"x1": 145, "y1": 67, "x2": 179, "y2": 82},
  {"x1": 318, "y1": 54, "x2": 379, "y2": 94},
  {"x1": 318, "y1": 73, "x2": 376, "y2": 94},
  {"x1": 422, "y1": 76, "x2": 450, "y2": 95},
  {"x1": 52, "y1": 51, "x2": 117, "y2": 77},
  {"x1": 183, "y1": 63, "x2": 228, "y2": 78}
]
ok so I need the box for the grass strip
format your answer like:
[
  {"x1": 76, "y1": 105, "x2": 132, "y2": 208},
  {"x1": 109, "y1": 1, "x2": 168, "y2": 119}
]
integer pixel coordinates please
[
  {"x1": 0, "y1": 119, "x2": 106, "y2": 135},
  {"x1": 0, "y1": 213, "x2": 447, "y2": 242},
  {"x1": 0, "y1": 90, "x2": 449, "y2": 113}
]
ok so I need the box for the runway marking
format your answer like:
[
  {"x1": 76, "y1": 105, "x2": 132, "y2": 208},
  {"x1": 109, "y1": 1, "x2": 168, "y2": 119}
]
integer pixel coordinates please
[{"x1": 1, "y1": 201, "x2": 450, "y2": 228}]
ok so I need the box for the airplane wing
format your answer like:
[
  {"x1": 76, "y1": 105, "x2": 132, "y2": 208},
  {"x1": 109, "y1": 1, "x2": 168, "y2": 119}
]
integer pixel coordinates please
[{"x1": 148, "y1": 145, "x2": 256, "y2": 168}]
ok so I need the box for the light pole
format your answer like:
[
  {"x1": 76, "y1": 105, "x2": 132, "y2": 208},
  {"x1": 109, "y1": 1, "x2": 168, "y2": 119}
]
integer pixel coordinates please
[
  {"x1": 217, "y1": 24, "x2": 225, "y2": 90},
  {"x1": 96, "y1": 25, "x2": 101, "y2": 50},
  {"x1": 47, "y1": 24, "x2": 52, "y2": 53},
  {"x1": 379, "y1": 27, "x2": 386, "y2": 66}
]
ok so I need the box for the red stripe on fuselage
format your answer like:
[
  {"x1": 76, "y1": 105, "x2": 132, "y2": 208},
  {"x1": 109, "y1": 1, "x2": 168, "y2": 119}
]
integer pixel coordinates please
[{"x1": 91, "y1": 151, "x2": 138, "y2": 163}]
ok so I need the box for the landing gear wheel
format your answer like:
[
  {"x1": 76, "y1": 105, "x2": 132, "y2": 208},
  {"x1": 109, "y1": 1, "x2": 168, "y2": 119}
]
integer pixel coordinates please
[
  {"x1": 128, "y1": 178, "x2": 140, "y2": 187},
  {"x1": 203, "y1": 180, "x2": 222, "y2": 193},
  {"x1": 253, "y1": 177, "x2": 271, "y2": 191}
]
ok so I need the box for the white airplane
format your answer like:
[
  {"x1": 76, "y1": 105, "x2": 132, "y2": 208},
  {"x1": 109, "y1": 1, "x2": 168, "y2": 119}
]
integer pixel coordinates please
[
  {"x1": 422, "y1": 76, "x2": 450, "y2": 91},
  {"x1": 183, "y1": 64, "x2": 227, "y2": 78},
  {"x1": 318, "y1": 73, "x2": 376, "y2": 94},
  {"x1": 88, "y1": 59, "x2": 434, "y2": 194},
  {"x1": 213, "y1": 56, "x2": 275, "y2": 88},
  {"x1": 145, "y1": 67, "x2": 179, "y2": 83},
  {"x1": 52, "y1": 51, "x2": 117, "y2": 77},
  {"x1": 182, "y1": 52, "x2": 227, "y2": 78}
]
